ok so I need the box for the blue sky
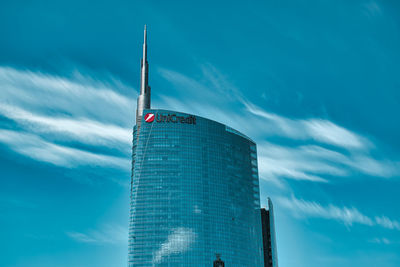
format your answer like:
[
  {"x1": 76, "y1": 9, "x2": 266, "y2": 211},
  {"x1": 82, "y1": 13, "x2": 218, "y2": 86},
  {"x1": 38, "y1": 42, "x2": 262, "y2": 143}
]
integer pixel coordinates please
[{"x1": 1, "y1": 0, "x2": 400, "y2": 266}]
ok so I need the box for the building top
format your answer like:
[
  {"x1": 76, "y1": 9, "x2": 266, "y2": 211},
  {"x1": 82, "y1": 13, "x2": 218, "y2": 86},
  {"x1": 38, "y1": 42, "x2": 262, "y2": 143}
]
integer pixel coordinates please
[
  {"x1": 141, "y1": 109, "x2": 255, "y2": 143},
  {"x1": 134, "y1": 26, "x2": 254, "y2": 144}
]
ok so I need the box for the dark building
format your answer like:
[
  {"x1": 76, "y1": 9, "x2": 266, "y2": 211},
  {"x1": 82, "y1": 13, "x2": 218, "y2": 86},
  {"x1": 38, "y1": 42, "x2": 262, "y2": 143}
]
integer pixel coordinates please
[
  {"x1": 261, "y1": 198, "x2": 278, "y2": 267},
  {"x1": 213, "y1": 254, "x2": 225, "y2": 267}
]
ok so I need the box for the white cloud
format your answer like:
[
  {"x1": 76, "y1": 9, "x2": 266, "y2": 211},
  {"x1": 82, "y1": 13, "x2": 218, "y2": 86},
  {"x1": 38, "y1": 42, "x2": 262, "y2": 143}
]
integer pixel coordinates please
[
  {"x1": 375, "y1": 216, "x2": 400, "y2": 231},
  {"x1": 153, "y1": 227, "x2": 196, "y2": 265},
  {"x1": 370, "y1": 237, "x2": 391, "y2": 245},
  {"x1": 0, "y1": 66, "x2": 134, "y2": 126},
  {"x1": 278, "y1": 195, "x2": 400, "y2": 230},
  {"x1": 369, "y1": 237, "x2": 400, "y2": 245},
  {"x1": 0, "y1": 103, "x2": 131, "y2": 149},
  {"x1": 157, "y1": 66, "x2": 400, "y2": 183},
  {"x1": 159, "y1": 65, "x2": 370, "y2": 151},
  {"x1": 257, "y1": 143, "x2": 346, "y2": 183},
  {"x1": 0, "y1": 129, "x2": 129, "y2": 169},
  {"x1": 160, "y1": 65, "x2": 368, "y2": 150},
  {"x1": 245, "y1": 102, "x2": 368, "y2": 150},
  {"x1": 67, "y1": 224, "x2": 128, "y2": 245},
  {"x1": 1, "y1": 64, "x2": 399, "y2": 184},
  {"x1": 303, "y1": 119, "x2": 366, "y2": 149},
  {"x1": 0, "y1": 66, "x2": 134, "y2": 170},
  {"x1": 257, "y1": 142, "x2": 399, "y2": 184},
  {"x1": 370, "y1": 237, "x2": 391, "y2": 244}
]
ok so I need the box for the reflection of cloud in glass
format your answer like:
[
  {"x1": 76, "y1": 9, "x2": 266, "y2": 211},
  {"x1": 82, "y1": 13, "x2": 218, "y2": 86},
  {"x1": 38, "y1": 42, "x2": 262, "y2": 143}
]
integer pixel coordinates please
[{"x1": 153, "y1": 227, "x2": 197, "y2": 265}]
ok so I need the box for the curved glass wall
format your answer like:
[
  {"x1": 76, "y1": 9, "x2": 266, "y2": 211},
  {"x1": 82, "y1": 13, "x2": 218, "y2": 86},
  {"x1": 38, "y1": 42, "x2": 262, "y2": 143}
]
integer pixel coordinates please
[{"x1": 129, "y1": 109, "x2": 264, "y2": 267}]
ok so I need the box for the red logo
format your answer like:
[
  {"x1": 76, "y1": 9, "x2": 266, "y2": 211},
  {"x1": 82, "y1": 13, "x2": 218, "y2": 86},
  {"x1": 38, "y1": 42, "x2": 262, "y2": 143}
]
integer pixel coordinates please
[{"x1": 144, "y1": 113, "x2": 155, "y2": 123}]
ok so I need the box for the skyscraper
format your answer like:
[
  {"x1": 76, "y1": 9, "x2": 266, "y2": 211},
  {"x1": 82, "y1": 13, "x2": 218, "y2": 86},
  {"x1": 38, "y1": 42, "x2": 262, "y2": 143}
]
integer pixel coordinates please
[
  {"x1": 261, "y1": 198, "x2": 278, "y2": 267},
  {"x1": 128, "y1": 26, "x2": 264, "y2": 266}
]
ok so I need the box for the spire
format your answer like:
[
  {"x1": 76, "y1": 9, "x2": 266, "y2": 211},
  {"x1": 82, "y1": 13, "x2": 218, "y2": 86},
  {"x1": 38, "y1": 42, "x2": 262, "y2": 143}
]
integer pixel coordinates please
[
  {"x1": 136, "y1": 25, "x2": 151, "y2": 126},
  {"x1": 140, "y1": 25, "x2": 149, "y2": 95},
  {"x1": 143, "y1": 25, "x2": 147, "y2": 62}
]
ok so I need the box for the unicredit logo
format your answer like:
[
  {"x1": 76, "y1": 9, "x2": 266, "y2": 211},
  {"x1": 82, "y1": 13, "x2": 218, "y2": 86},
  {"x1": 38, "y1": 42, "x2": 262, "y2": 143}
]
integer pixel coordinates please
[
  {"x1": 144, "y1": 113, "x2": 155, "y2": 123},
  {"x1": 143, "y1": 113, "x2": 196, "y2": 125}
]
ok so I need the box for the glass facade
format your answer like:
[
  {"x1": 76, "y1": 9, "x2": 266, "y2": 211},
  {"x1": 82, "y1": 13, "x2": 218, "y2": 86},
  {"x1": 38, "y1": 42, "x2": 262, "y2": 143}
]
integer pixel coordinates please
[{"x1": 129, "y1": 109, "x2": 264, "y2": 266}]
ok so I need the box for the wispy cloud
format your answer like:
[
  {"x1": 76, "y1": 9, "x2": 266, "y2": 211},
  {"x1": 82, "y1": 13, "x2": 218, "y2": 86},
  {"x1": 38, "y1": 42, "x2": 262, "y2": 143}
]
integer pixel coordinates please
[
  {"x1": 369, "y1": 237, "x2": 400, "y2": 245},
  {"x1": 158, "y1": 66, "x2": 371, "y2": 151},
  {"x1": 0, "y1": 66, "x2": 134, "y2": 170},
  {"x1": 370, "y1": 237, "x2": 391, "y2": 245},
  {"x1": 1, "y1": 64, "x2": 399, "y2": 184},
  {"x1": 375, "y1": 216, "x2": 400, "y2": 230},
  {"x1": 277, "y1": 195, "x2": 400, "y2": 230},
  {"x1": 160, "y1": 64, "x2": 370, "y2": 151},
  {"x1": 0, "y1": 129, "x2": 129, "y2": 169},
  {"x1": 157, "y1": 65, "x2": 400, "y2": 183},
  {"x1": 66, "y1": 224, "x2": 128, "y2": 245},
  {"x1": 258, "y1": 142, "x2": 355, "y2": 183},
  {"x1": 257, "y1": 142, "x2": 399, "y2": 185},
  {"x1": 0, "y1": 103, "x2": 131, "y2": 149},
  {"x1": 153, "y1": 227, "x2": 197, "y2": 265},
  {"x1": 362, "y1": 1, "x2": 383, "y2": 19},
  {"x1": 244, "y1": 102, "x2": 369, "y2": 150},
  {"x1": 0, "y1": 66, "x2": 133, "y2": 126}
]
